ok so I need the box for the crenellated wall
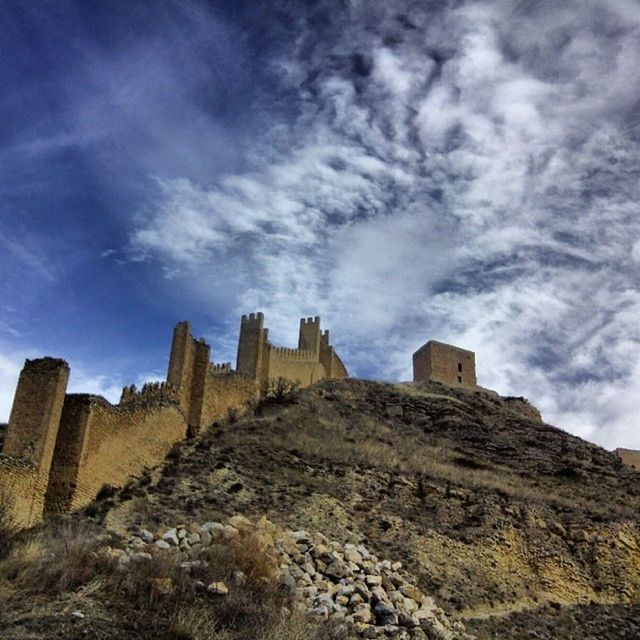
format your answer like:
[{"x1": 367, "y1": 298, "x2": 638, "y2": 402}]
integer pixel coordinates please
[
  {"x1": 236, "y1": 313, "x2": 348, "y2": 393},
  {"x1": 1, "y1": 313, "x2": 346, "y2": 528}
]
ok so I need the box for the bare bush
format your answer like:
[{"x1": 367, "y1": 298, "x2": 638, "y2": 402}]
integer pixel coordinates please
[{"x1": 266, "y1": 377, "x2": 300, "y2": 404}]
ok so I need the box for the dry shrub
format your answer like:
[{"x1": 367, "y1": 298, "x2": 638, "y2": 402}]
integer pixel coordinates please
[
  {"x1": 0, "y1": 491, "x2": 16, "y2": 560},
  {"x1": 266, "y1": 377, "x2": 300, "y2": 404},
  {"x1": 110, "y1": 528, "x2": 288, "y2": 640},
  {"x1": 0, "y1": 520, "x2": 115, "y2": 594}
]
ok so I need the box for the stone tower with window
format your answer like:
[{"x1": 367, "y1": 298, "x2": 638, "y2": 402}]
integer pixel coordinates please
[{"x1": 412, "y1": 340, "x2": 477, "y2": 388}]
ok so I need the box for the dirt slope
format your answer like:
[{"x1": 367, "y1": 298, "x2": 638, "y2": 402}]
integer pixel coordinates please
[{"x1": 84, "y1": 378, "x2": 640, "y2": 638}]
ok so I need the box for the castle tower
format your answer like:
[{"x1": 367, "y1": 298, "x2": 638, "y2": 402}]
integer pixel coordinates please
[
  {"x1": 188, "y1": 339, "x2": 211, "y2": 430},
  {"x1": 413, "y1": 340, "x2": 477, "y2": 388},
  {"x1": 166, "y1": 321, "x2": 212, "y2": 432},
  {"x1": 236, "y1": 312, "x2": 266, "y2": 381},
  {"x1": 167, "y1": 321, "x2": 196, "y2": 412},
  {"x1": 4, "y1": 358, "x2": 70, "y2": 474},
  {"x1": 298, "y1": 316, "x2": 321, "y2": 354}
]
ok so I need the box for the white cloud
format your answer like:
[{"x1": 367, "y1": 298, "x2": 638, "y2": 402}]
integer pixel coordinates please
[{"x1": 126, "y1": 0, "x2": 640, "y2": 450}]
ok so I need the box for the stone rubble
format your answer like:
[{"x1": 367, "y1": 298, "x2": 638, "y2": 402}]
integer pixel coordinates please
[{"x1": 117, "y1": 516, "x2": 473, "y2": 640}]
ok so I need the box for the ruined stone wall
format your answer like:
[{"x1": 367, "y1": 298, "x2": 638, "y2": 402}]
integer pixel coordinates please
[
  {"x1": 413, "y1": 340, "x2": 477, "y2": 388},
  {"x1": 45, "y1": 395, "x2": 186, "y2": 514},
  {"x1": 616, "y1": 448, "x2": 640, "y2": 471},
  {"x1": 0, "y1": 455, "x2": 44, "y2": 527},
  {"x1": 2, "y1": 315, "x2": 346, "y2": 526}
]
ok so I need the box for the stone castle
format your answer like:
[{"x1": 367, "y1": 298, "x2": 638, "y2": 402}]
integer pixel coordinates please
[
  {"x1": 2, "y1": 318, "x2": 637, "y2": 529},
  {"x1": 0, "y1": 313, "x2": 347, "y2": 527}
]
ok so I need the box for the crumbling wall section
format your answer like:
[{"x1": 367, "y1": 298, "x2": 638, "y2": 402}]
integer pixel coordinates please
[{"x1": 45, "y1": 394, "x2": 186, "y2": 514}]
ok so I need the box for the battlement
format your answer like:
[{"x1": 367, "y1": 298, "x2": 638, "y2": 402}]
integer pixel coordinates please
[
  {"x1": 210, "y1": 362, "x2": 233, "y2": 375},
  {"x1": 0, "y1": 313, "x2": 346, "y2": 528},
  {"x1": 269, "y1": 346, "x2": 317, "y2": 360},
  {"x1": 120, "y1": 381, "x2": 178, "y2": 405},
  {"x1": 241, "y1": 312, "x2": 264, "y2": 324}
]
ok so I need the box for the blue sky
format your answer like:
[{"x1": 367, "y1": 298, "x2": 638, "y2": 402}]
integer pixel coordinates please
[{"x1": 1, "y1": 0, "x2": 639, "y2": 449}]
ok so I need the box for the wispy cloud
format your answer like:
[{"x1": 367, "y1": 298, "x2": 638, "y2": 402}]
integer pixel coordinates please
[
  {"x1": 2, "y1": 1, "x2": 638, "y2": 449},
  {"x1": 127, "y1": 0, "x2": 640, "y2": 448}
]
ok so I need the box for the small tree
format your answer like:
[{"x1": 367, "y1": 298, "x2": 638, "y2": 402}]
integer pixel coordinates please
[{"x1": 266, "y1": 377, "x2": 300, "y2": 403}]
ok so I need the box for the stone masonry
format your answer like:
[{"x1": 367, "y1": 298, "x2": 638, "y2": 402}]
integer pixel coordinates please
[
  {"x1": 236, "y1": 313, "x2": 348, "y2": 395},
  {"x1": 412, "y1": 340, "x2": 477, "y2": 389},
  {"x1": 615, "y1": 448, "x2": 640, "y2": 471},
  {"x1": 0, "y1": 313, "x2": 347, "y2": 527}
]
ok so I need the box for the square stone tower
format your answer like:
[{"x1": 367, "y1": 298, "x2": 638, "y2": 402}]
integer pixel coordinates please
[
  {"x1": 413, "y1": 340, "x2": 477, "y2": 388},
  {"x1": 4, "y1": 358, "x2": 70, "y2": 473}
]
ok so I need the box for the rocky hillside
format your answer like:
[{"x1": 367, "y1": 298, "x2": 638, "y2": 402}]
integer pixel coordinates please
[{"x1": 1, "y1": 379, "x2": 639, "y2": 639}]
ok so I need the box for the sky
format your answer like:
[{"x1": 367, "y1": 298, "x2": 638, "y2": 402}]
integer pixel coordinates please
[{"x1": 1, "y1": 0, "x2": 639, "y2": 449}]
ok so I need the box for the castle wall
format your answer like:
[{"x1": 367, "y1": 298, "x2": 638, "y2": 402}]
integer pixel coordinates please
[
  {"x1": 236, "y1": 313, "x2": 348, "y2": 394},
  {"x1": 267, "y1": 346, "x2": 326, "y2": 388},
  {"x1": 616, "y1": 448, "x2": 640, "y2": 471},
  {"x1": 198, "y1": 370, "x2": 257, "y2": 427},
  {"x1": 45, "y1": 394, "x2": 187, "y2": 514},
  {"x1": 413, "y1": 340, "x2": 477, "y2": 388},
  {"x1": 2, "y1": 314, "x2": 346, "y2": 527},
  {"x1": 0, "y1": 455, "x2": 44, "y2": 527},
  {"x1": 319, "y1": 341, "x2": 348, "y2": 379}
]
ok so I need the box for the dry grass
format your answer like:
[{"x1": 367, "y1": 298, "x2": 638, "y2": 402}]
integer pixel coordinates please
[
  {"x1": 0, "y1": 492, "x2": 16, "y2": 560},
  {"x1": 0, "y1": 518, "x2": 352, "y2": 639},
  {"x1": 281, "y1": 417, "x2": 607, "y2": 516},
  {"x1": 0, "y1": 520, "x2": 116, "y2": 594},
  {"x1": 106, "y1": 527, "x2": 342, "y2": 640}
]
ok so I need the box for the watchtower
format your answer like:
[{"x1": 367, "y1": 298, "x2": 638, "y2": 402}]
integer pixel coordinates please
[
  {"x1": 413, "y1": 340, "x2": 477, "y2": 388},
  {"x1": 4, "y1": 358, "x2": 70, "y2": 474},
  {"x1": 236, "y1": 312, "x2": 267, "y2": 381},
  {"x1": 166, "y1": 321, "x2": 211, "y2": 431},
  {"x1": 298, "y1": 316, "x2": 321, "y2": 353}
]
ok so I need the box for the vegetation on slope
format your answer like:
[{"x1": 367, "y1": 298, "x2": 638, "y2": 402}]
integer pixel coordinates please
[{"x1": 1, "y1": 378, "x2": 639, "y2": 639}]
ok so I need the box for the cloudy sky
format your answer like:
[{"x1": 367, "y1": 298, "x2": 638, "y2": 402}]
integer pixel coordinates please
[{"x1": 1, "y1": 0, "x2": 639, "y2": 449}]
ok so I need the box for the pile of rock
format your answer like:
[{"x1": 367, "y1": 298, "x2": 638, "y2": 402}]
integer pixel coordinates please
[
  {"x1": 276, "y1": 528, "x2": 473, "y2": 640},
  {"x1": 118, "y1": 515, "x2": 473, "y2": 640}
]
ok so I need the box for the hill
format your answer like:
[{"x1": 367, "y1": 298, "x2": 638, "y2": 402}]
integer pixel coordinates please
[{"x1": 1, "y1": 379, "x2": 639, "y2": 639}]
